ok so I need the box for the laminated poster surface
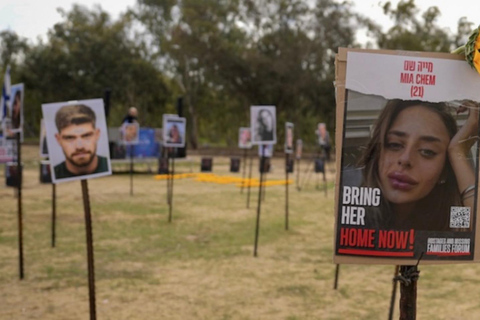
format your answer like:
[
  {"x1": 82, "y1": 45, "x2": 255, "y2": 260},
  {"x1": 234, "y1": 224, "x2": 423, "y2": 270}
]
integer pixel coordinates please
[{"x1": 334, "y1": 48, "x2": 480, "y2": 265}]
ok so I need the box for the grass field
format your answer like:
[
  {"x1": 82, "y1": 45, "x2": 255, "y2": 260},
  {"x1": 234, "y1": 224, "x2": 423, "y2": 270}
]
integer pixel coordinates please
[{"x1": 2, "y1": 145, "x2": 480, "y2": 319}]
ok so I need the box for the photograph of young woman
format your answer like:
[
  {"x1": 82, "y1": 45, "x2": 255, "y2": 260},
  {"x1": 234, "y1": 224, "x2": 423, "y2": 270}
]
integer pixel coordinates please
[{"x1": 357, "y1": 99, "x2": 479, "y2": 231}]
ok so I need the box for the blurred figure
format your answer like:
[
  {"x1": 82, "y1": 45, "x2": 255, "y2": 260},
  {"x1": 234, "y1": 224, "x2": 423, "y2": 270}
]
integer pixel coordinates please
[
  {"x1": 317, "y1": 123, "x2": 331, "y2": 161},
  {"x1": 122, "y1": 107, "x2": 138, "y2": 124}
]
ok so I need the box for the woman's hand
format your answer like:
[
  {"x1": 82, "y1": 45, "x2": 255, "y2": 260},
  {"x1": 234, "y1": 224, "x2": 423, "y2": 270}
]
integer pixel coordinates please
[
  {"x1": 448, "y1": 100, "x2": 479, "y2": 207},
  {"x1": 449, "y1": 100, "x2": 480, "y2": 156}
]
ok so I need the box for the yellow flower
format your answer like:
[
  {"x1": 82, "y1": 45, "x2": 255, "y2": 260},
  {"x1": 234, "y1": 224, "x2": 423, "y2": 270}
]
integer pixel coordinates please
[
  {"x1": 452, "y1": 25, "x2": 480, "y2": 74},
  {"x1": 474, "y1": 33, "x2": 480, "y2": 73}
]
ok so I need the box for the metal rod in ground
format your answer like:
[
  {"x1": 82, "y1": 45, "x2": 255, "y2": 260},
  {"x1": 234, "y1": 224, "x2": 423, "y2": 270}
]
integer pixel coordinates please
[
  {"x1": 333, "y1": 264, "x2": 340, "y2": 289},
  {"x1": 241, "y1": 148, "x2": 247, "y2": 194},
  {"x1": 253, "y1": 155, "x2": 265, "y2": 257},
  {"x1": 262, "y1": 171, "x2": 267, "y2": 202},
  {"x1": 168, "y1": 149, "x2": 176, "y2": 223},
  {"x1": 130, "y1": 145, "x2": 134, "y2": 196},
  {"x1": 300, "y1": 159, "x2": 314, "y2": 190},
  {"x1": 81, "y1": 179, "x2": 97, "y2": 320},
  {"x1": 296, "y1": 158, "x2": 301, "y2": 191},
  {"x1": 16, "y1": 132, "x2": 24, "y2": 280},
  {"x1": 52, "y1": 183, "x2": 56, "y2": 248},
  {"x1": 399, "y1": 265, "x2": 418, "y2": 320},
  {"x1": 388, "y1": 265, "x2": 400, "y2": 320},
  {"x1": 323, "y1": 164, "x2": 327, "y2": 196},
  {"x1": 285, "y1": 153, "x2": 289, "y2": 231},
  {"x1": 166, "y1": 152, "x2": 171, "y2": 206},
  {"x1": 246, "y1": 150, "x2": 253, "y2": 209}
]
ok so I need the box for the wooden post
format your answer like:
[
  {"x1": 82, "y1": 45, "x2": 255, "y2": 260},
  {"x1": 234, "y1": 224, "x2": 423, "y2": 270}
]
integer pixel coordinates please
[
  {"x1": 333, "y1": 264, "x2": 340, "y2": 289},
  {"x1": 81, "y1": 180, "x2": 97, "y2": 320},
  {"x1": 388, "y1": 265, "x2": 400, "y2": 320},
  {"x1": 241, "y1": 148, "x2": 247, "y2": 193},
  {"x1": 262, "y1": 164, "x2": 267, "y2": 202},
  {"x1": 285, "y1": 153, "x2": 289, "y2": 231},
  {"x1": 253, "y1": 155, "x2": 265, "y2": 257},
  {"x1": 323, "y1": 157, "x2": 327, "y2": 196},
  {"x1": 246, "y1": 150, "x2": 253, "y2": 209},
  {"x1": 129, "y1": 145, "x2": 134, "y2": 196},
  {"x1": 16, "y1": 132, "x2": 24, "y2": 279},
  {"x1": 398, "y1": 265, "x2": 419, "y2": 320},
  {"x1": 51, "y1": 183, "x2": 56, "y2": 248},
  {"x1": 166, "y1": 150, "x2": 171, "y2": 206},
  {"x1": 168, "y1": 148, "x2": 176, "y2": 223},
  {"x1": 296, "y1": 157, "x2": 301, "y2": 191}
]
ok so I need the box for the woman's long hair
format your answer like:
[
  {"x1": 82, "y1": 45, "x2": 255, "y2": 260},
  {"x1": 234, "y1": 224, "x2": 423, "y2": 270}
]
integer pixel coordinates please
[{"x1": 359, "y1": 99, "x2": 461, "y2": 230}]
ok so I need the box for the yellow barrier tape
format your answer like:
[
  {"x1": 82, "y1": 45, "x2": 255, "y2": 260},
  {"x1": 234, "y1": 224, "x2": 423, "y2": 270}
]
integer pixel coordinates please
[{"x1": 154, "y1": 172, "x2": 292, "y2": 187}]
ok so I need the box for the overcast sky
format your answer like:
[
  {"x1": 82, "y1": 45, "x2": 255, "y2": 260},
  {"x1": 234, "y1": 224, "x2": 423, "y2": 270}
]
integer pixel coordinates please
[{"x1": 0, "y1": 0, "x2": 479, "y2": 43}]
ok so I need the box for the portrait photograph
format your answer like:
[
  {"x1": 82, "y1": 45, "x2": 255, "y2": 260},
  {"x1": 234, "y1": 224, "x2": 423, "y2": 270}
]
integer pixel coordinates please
[
  {"x1": 2, "y1": 83, "x2": 24, "y2": 141},
  {"x1": 41, "y1": 98, "x2": 112, "y2": 184},
  {"x1": 238, "y1": 127, "x2": 252, "y2": 149},
  {"x1": 335, "y1": 48, "x2": 480, "y2": 264},
  {"x1": 285, "y1": 122, "x2": 294, "y2": 154},
  {"x1": 317, "y1": 123, "x2": 330, "y2": 147},
  {"x1": 163, "y1": 114, "x2": 186, "y2": 148},
  {"x1": 120, "y1": 122, "x2": 140, "y2": 145},
  {"x1": 250, "y1": 105, "x2": 276, "y2": 145},
  {"x1": 295, "y1": 139, "x2": 303, "y2": 160}
]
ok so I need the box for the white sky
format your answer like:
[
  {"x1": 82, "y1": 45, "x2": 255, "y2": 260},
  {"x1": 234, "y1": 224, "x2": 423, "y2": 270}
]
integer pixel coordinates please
[
  {"x1": 0, "y1": 0, "x2": 137, "y2": 42},
  {"x1": 0, "y1": 0, "x2": 478, "y2": 44}
]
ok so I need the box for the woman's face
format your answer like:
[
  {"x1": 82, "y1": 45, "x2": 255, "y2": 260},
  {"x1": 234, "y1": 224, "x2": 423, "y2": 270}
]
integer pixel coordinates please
[
  {"x1": 378, "y1": 105, "x2": 451, "y2": 206},
  {"x1": 260, "y1": 110, "x2": 272, "y2": 130}
]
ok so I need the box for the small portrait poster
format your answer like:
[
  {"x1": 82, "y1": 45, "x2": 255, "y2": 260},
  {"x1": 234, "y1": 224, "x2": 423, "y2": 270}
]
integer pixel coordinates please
[
  {"x1": 39, "y1": 119, "x2": 49, "y2": 158},
  {"x1": 317, "y1": 123, "x2": 330, "y2": 147},
  {"x1": 295, "y1": 139, "x2": 303, "y2": 160},
  {"x1": 250, "y1": 105, "x2": 276, "y2": 145},
  {"x1": 285, "y1": 122, "x2": 294, "y2": 154},
  {"x1": 334, "y1": 48, "x2": 480, "y2": 265},
  {"x1": 238, "y1": 127, "x2": 252, "y2": 149},
  {"x1": 41, "y1": 99, "x2": 112, "y2": 184},
  {"x1": 120, "y1": 122, "x2": 140, "y2": 145},
  {"x1": 163, "y1": 114, "x2": 186, "y2": 148},
  {"x1": 1, "y1": 83, "x2": 24, "y2": 141}
]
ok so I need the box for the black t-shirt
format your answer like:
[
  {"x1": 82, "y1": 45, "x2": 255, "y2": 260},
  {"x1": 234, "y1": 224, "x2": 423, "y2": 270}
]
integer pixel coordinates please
[{"x1": 54, "y1": 155, "x2": 109, "y2": 179}]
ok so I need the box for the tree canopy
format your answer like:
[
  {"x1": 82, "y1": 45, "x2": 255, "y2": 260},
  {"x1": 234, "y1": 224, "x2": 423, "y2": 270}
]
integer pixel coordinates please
[{"x1": 0, "y1": 0, "x2": 474, "y2": 148}]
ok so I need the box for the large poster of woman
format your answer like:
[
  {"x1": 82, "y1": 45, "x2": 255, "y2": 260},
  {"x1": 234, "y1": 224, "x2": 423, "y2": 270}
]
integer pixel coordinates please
[{"x1": 334, "y1": 48, "x2": 480, "y2": 264}]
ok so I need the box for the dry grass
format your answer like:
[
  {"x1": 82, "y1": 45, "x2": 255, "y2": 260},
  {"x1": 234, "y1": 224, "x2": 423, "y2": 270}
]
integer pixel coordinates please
[{"x1": 1, "y1": 145, "x2": 480, "y2": 319}]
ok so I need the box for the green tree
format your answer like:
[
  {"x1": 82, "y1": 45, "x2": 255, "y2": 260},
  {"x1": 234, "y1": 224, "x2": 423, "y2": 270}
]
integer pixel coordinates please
[
  {"x1": 16, "y1": 4, "x2": 171, "y2": 136},
  {"x1": 376, "y1": 0, "x2": 469, "y2": 52},
  {"x1": 137, "y1": 0, "x2": 371, "y2": 148}
]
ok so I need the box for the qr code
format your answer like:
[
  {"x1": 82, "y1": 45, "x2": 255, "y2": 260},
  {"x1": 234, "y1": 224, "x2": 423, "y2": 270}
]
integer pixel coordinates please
[{"x1": 450, "y1": 206, "x2": 471, "y2": 228}]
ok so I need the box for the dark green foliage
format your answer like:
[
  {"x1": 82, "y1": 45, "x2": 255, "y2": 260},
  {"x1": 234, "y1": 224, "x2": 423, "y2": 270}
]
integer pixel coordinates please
[{"x1": 0, "y1": 0, "x2": 475, "y2": 148}]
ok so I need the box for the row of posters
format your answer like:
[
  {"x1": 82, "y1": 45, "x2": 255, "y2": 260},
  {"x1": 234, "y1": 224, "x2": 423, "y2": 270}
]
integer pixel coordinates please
[
  {"x1": 39, "y1": 99, "x2": 187, "y2": 184},
  {"x1": 334, "y1": 48, "x2": 480, "y2": 264}
]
